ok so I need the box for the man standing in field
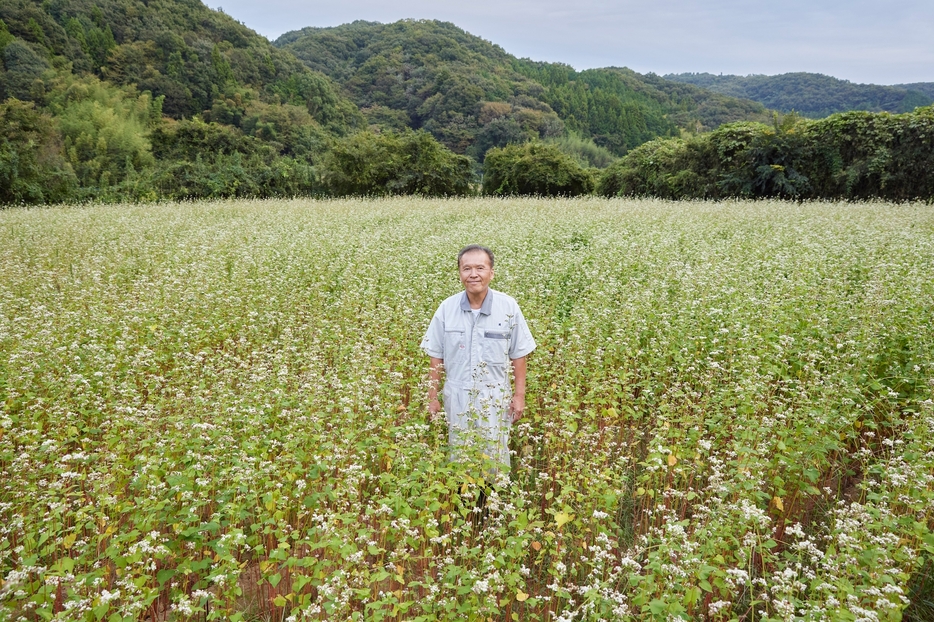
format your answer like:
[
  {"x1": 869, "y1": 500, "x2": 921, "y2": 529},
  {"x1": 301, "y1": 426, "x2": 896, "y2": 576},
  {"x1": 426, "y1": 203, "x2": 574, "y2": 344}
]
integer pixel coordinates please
[{"x1": 421, "y1": 245, "x2": 536, "y2": 472}]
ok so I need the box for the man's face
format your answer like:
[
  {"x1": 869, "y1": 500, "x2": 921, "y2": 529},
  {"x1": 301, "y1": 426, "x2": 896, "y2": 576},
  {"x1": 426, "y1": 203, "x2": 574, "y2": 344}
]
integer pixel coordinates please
[{"x1": 459, "y1": 249, "x2": 494, "y2": 296}]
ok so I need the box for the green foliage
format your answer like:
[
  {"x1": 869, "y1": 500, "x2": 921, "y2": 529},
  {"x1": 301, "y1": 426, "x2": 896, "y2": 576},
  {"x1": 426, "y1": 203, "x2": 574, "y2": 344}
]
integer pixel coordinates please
[
  {"x1": 0, "y1": 0, "x2": 362, "y2": 204},
  {"x1": 0, "y1": 0, "x2": 359, "y2": 124},
  {"x1": 483, "y1": 141, "x2": 594, "y2": 196},
  {"x1": 0, "y1": 38, "x2": 51, "y2": 101},
  {"x1": 46, "y1": 75, "x2": 157, "y2": 190},
  {"x1": 599, "y1": 107, "x2": 934, "y2": 201},
  {"x1": 0, "y1": 19, "x2": 14, "y2": 51},
  {"x1": 276, "y1": 20, "x2": 771, "y2": 159},
  {"x1": 597, "y1": 136, "x2": 711, "y2": 200},
  {"x1": 0, "y1": 98, "x2": 77, "y2": 203},
  {"x1": 545, "y1": 132, "x2": 616, "y2": 169},
  {"x1": 151, "y1": 116, "x2": 270, "y2": 162},
  {"x1": 148, "y1": 152, "x2": 317, "y2": 200},
  {"x1": 4, "y1": 0, "x2": 933, "y2": 205},
  {"x1": 277, "y1": 20, "x2": 565, "y2": 157},
  {"x1": 514, "y1": 63, "x2": 680, "y2": 154},
  {"x1": 712, "y1": 116, "x2": 810, "y2": 199},
  {"x1": 895, "y1": 82, "x2": 934, "y2": 99},
  {"x1": 267, "y1": 72, "x2": 362, "y2": 133},
  {"x1": 319, "y1": 129, "x2": 473, "y2": 196},
  {"x1": 666, "y1": 72, "x2": 934, "y2": 118},
  {"x1": 147, "y1": 117, "x2": 321, "y2": 200},
  {"x1": 798, "y1": 107, "x2": 934, "y2": 200}
]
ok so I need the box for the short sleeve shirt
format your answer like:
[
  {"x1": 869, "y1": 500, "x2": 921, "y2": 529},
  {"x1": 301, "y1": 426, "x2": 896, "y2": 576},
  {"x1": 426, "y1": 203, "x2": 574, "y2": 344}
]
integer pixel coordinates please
[{"x1": 421, "y1": 288, "x2": 536, "y2": 392}]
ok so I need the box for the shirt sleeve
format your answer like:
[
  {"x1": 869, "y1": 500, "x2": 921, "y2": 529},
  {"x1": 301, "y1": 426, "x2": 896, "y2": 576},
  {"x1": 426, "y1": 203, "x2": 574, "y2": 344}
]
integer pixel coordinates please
[
  {"x1": 509, "y1": 305, "x2": 536, "y2": 359},
  {"x1": 421, "y1": 308, "x2": 445, "y2": 358}
]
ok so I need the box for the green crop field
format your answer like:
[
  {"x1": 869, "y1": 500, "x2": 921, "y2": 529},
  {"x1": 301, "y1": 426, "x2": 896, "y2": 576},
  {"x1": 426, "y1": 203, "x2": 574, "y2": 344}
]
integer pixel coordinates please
[{"x1": 1, "y1": 197, "x2": 933, "y2": 621}]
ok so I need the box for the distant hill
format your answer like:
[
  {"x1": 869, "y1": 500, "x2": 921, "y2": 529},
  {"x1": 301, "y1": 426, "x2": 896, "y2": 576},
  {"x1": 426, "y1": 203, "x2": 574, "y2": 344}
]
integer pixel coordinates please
[
  {"x1": 276, "y1": 20, "x2": 771, "y2": 158},
  {"x1": 0, "y1": 0, "x2": 360, "y2": 127},
  {"x1": 894, "y1": 82, "x2": 934, "y2": 99},
  {"x1": 664, "y1": 72, "x2": 933, "y2": 118},
  {"x1": 0, "y1": 0, "x2": 367, "y2": 204}
]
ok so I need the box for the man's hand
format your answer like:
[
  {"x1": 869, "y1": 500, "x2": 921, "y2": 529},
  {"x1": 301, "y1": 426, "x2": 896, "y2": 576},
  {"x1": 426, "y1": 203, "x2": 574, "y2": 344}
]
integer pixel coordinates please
[
  {"x1": 428, "y1": 398, "x2": 442, "y2": 422},
  {"x1": 509, "y1": 394, "x2": 525, "y2": 423},
  {"x1": 509, "y1": 356, "x2": 528, "y2": 424}
]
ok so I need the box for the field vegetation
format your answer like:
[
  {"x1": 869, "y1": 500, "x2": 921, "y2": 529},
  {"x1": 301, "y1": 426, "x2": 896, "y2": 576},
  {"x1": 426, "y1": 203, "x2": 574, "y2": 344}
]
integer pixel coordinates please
[{"x1": 1, "y1": 197, "x2": 933, "y2": 621}]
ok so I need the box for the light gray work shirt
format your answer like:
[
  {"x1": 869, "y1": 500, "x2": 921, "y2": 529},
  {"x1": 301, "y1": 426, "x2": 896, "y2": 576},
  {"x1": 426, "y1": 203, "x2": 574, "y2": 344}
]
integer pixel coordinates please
[{"x1": 421, "y1": 288, "x2": 536, "y2": 468}]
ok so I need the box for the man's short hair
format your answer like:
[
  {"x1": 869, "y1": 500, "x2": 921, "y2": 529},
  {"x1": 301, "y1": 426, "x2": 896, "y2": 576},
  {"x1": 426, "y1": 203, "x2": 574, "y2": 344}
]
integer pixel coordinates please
[{"x1": 457, "y1": 244, "x2": 494, "y2": 268}]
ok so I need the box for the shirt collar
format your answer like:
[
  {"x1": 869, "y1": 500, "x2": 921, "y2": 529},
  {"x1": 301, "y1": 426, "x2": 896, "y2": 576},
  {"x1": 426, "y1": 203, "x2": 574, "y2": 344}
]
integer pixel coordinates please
[{"x1": 460, "y1": 289, "x2": 494, "y2": 315}]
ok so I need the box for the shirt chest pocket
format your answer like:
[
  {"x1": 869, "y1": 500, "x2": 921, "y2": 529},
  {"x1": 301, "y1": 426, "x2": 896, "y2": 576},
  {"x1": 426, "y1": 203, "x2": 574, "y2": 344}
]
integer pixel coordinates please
[
  {"x1": 444, "y1": 329, "x2": 466, "y2": 362},
  {"x1": 480, "y1": 329, "x2": 510, "y2": 366}
]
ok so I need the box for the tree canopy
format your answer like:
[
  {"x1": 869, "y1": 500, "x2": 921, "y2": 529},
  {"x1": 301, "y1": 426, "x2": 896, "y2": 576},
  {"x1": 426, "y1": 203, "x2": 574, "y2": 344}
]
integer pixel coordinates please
[
  {"x1": 275, "y1": 20, "x2": 772, "y2": 160},
  {"x1": 0, "y1": 0, "x2": 364, "y2": 203},
  {"x1": 665, "y1": 72, "x2": 934, "y2": 119},
  {"x1": 598, "y1": 107, "x2": 934, "y2": 202}
]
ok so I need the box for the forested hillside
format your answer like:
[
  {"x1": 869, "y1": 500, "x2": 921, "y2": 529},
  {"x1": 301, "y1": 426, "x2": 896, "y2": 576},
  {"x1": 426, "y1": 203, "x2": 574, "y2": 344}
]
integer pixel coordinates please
[
  {"x1": 0, "y1": 0, "x2": 365, "y2": 203},
  {"x1": 895, "y1": 82, "x2": 934, "y2": 99},
  {"x1": 275, "y1": 20, "x2": 771, "y2": 160},
  {"x1": 665, "y1": 72, "x2": 933, "y2": 118},
  {"x1": 3, "y1": 3, "x2": 932, "y2": 205}
]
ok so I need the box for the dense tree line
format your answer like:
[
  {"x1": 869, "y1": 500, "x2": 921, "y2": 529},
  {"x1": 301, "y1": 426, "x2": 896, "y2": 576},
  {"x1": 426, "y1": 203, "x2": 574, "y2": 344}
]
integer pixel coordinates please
[
  {"x1": 598, "y1": 107, "x2": 934, "y2": 202},
  {"x1": 666, "y1": 72, "x2": 934, "y2": 119}
]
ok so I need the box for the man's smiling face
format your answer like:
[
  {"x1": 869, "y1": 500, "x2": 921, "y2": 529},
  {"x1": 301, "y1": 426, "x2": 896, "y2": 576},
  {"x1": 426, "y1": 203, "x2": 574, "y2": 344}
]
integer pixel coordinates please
[{"x1": 459, "y1": 249, "x2": 494, "y2": 297}]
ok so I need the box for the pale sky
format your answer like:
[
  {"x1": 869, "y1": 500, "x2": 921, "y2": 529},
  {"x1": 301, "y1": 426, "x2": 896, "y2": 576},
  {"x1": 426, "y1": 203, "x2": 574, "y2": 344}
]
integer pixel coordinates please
[{"x1": 208, "y1": 0, "x2": 933, "y2": 85}]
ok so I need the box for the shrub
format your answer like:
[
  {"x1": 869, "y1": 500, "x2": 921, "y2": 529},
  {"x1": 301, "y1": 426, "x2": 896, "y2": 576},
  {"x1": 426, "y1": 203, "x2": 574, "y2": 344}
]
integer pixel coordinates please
[
  {"x1": 318, "y1": 129, "x2": 473, "y2": 196},
  {"x1": 482, "y1": 141, "x2": 594, "y2": 196}
]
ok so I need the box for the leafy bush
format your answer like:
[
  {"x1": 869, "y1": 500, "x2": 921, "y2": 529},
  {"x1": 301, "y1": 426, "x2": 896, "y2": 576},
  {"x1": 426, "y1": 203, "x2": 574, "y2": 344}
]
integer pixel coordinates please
[
  {"x1": 799, "y1": 107, "x2": 934, "y2": 201},
  {"x1": 319, "y1": 129, "x2": 473, "y2": 196},
  {"x1": 483, "y1": 141, "x2": 594, "y2": 196},
  {"x1": 148, "y1": 152, "x2": 317, "y2": 201},
  {"x1": 599, "y1": 107, "x2": 934, "y2": 201},
  {"x1": 545, "y1": 132, "x2": 616, "y2": 169}
]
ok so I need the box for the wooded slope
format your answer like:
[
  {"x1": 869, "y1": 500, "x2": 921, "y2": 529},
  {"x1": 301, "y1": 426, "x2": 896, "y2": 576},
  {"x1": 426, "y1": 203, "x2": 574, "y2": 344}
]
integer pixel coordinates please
[
  {"x1": 275, "y1": 20, "x2": 771, "y2": 159},
  {"x1": 665, "y1": 72, "x2": 933, "y2": 118}
]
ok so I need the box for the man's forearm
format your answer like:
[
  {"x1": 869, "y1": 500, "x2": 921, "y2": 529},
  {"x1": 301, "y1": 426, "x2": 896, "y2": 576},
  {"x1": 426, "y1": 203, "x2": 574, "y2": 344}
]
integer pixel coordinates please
[
  {"x1": 428, "y1": 357, "x2": 443, "y2": 401},
  {"x1": 511, "y1": 356, "x2": 527, "y2": 396}
]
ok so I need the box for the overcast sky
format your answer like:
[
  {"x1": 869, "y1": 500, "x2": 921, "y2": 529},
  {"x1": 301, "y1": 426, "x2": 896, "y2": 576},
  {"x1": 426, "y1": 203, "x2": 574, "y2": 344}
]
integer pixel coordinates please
[{"x1": 207, "y1": 0, "x2": 933, "y2": 85}]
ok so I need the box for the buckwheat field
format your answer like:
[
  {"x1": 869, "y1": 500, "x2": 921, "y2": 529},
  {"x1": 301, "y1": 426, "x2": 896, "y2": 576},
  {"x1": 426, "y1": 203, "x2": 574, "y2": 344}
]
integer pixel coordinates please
[{"x1": 2, "y1": 197, "x2": 933, "y2": 622}]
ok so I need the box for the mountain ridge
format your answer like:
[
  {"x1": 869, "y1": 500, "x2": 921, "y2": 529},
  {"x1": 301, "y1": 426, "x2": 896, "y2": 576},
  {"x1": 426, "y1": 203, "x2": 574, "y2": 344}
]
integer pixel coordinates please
[
  {"x1": 273, "y1": 19, "x2": 772, "y2": 159},
  {"x1": 664, "y1": 71, "x2": 933, "y2": 118}
]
